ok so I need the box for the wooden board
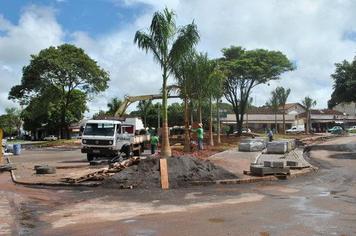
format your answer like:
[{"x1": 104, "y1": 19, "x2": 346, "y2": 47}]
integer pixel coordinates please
[{"x1": 160, "y1": 158, "x2": 169, "y2": 190}]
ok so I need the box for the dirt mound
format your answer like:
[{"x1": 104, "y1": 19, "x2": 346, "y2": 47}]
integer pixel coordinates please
[{"x1": 102, "y1": 156, "x2": 237, "y2": 189}]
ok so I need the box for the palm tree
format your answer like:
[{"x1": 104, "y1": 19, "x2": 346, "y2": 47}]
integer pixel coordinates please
[
  {"x1": 204, "y1": 61, "x2": 221, "y2": 146},
  {"x1": 302, "y1": 96, "x2": 317, "y2": 134},
  {"x1": 134, "y1": 7, "x2": 199, "y2": 158},
  {"x1": 193, "y1": 53, "x2": 211, "y2": 123},
  {"x1": 267, "y1": 91, "x2": 279, "y2": 133},
  {"x1": 276, "y1": 87, "x2": 291, "y2": 134},
  {"x1": 137, "y1": 100, "x2": 153, "y2": 128},
  {"x1": 107, "y1": 98, "x2": 122, "y2": 116},
  {"x1": 171, "y1": 51, "x2": 197, "y2": 152},
  {"x1": 210, "y1": 67, "x2": 226, "y2": 144}
]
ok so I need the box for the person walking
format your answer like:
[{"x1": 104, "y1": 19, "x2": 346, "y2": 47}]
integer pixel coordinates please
[
  {"x1": 150, "y1": 132, "x2": 159, "y2": 154},
  {"x1": 196, "y1": 123, "x2": 204, "y2": 150},
  {"x1": 267, "y1": 128, "x2": 274, "y2": 142}
]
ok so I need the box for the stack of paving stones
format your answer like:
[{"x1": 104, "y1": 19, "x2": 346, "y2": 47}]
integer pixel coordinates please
[
  {"x1": 239, "y1": 138, "x2": 267, "y2": 152},
  {"x1": 249, "y1": 139, "x2": 310, "y2": 176}
]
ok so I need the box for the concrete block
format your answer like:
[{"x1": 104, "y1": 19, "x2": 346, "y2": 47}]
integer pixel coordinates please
[
  {"x1": 271, "y1": 161, "x2": 285, "y2": 168},
  {"x1": 267, "y1": 141, "x2": 288, "y2": 154},
  {"x1": 286, "y1": 161, "x2": 299, "y2": 167},
  {"x1": 264, "y1": 161, "x2": 285, "y2": 168},
  {"x1": 280, "y1": 139, "x2": 296, "y2": 151},
  {"x1": 239, "y1": 139, "x2": 266, "y2": 152},
  {"x1": 250, "y1": 165, "x2": 290, "y2": 176},
  {"x1": 264, "y1": 161, "x2": 272, "y2": 167}
]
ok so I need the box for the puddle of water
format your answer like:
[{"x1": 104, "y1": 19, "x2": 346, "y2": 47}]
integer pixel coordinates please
[
  {"x1": 318, "y1": 191, "x2": 330, "y2": 197},
  {"x1": 123, "y1": 219, "x2": 136, "y2": 224}
]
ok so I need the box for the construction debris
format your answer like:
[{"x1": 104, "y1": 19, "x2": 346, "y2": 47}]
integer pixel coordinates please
[{"x1": 61, "y1": 157, "x2": 140, "y2": 184}]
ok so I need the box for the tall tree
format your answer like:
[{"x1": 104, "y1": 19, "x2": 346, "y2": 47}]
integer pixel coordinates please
[
  {"x1": 328, "y1": 56, "x2": 356, "y2": 108},
  {"x1": 266, "y1": 91, "x2": 280, "y2": 133},
  {"x1": 302, "y1": 96, "x2": 317, "y2": 134},
  {"x1": 210, "y1": 67, "x2": 226, "y2": 144},
  {"x1": 134, "y1": 7, "x2": 199, "y2": 158},
  {"x1": 275, "y1": 86, "x2": 291, "y2": 134},
  {"x1": 107, "y1": 98, "x2": 123, "y2": 116},
  {"x1": 9, "y1": 44, "x2": 109, "y2": 138},
  {"x1": 171, "y1": 50, "x2": 197, "y2": 152},
  {"x1": 221, "y1": 46, "x2": 293, "y2": 136},
  {"x1": 5, "y1": 108, "x2": 22, "y2": 137},
  {"x1": 137, "y1": 100, "x2": 153, "y2": 128}
]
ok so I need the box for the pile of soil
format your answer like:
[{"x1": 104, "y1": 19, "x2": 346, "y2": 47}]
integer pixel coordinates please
[{"x1": 103, "y1": 156, "x2": 237, "y2": 189}]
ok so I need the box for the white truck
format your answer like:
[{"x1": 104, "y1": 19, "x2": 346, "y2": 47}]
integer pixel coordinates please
[
  {"x1": 286, "y1": 125, "x2": 305, "y2": 134},
  {"x1": 81, "y1": 117, "x2": 150, "y2": 161}
]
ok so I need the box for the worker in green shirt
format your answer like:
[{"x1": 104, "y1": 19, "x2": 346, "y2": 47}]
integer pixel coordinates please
[
  {"x1": 150, "y1": 132, "x2": 159, "y2": 154},
  {"x1": 195, "y1": 123, "x2": 204, "y2": 150}
]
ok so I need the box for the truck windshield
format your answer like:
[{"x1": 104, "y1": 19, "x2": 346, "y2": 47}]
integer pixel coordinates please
[{"x1": 83, "y1": 123, "x2": 115, "y2": 136}]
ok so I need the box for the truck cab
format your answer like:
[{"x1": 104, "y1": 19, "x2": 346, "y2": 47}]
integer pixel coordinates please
[{"x1": 81, "y1": 118, "x2": 149, "y2": 161}]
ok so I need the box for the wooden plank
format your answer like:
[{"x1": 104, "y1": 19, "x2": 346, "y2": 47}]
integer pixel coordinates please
[{"x1": 160, "y1": 158, "x2": 169, "y2": 190}]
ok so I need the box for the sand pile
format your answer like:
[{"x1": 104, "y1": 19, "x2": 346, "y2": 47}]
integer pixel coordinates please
[{"x1": 103, "y1": 156, "x2": 237, "y2": 188}]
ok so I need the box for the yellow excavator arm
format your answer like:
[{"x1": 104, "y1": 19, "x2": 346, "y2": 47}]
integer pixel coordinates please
[{"x1": 114, "y1": 94, "x2": 179, "y2": 117}]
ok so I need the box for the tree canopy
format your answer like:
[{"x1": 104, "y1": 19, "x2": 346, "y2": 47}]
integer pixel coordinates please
[
  {"x1": 9, "y1": 44, "x2": 109, "y2": 137},
  {"x1": 328, "y1": 57, "x2": 356, "y2": 108},
  {"x1": 220, "y1": 46, "x2": 293, "y2": 135}
]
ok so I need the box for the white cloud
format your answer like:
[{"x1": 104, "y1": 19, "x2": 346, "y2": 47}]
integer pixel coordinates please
[
  {"x1": 79, "y1": 0, "x2": 356, "y2": 113},
  {"x1": 0, "y1": 5, "x2": 64, "y2": 113},
  {"x1": 2, "y1": 0, "x2": 356, "y2": 116}
]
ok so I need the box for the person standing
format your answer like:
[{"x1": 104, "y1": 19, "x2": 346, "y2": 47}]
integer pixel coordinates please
[
  {"x1": 267, "y1": 128, "x2": 274, "y2": 142},
  {"x1": 150, "y1": 132, "x2": 159, "y2": 154},
  {"x1": 196, "y1": 123, "x2": 204, "y2": 150}
]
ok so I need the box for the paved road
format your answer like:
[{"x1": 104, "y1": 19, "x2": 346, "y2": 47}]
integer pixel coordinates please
[{"x1": 0, "y1": 136, "x2": 355, "y2": 235}]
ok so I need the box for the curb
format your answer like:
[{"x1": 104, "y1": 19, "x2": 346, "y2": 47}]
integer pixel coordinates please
[
  {"x1": 6, "y1": 156, "x2": 101, "y2": 187},
  {"x1": 191, "y1": 166, "x2": 317, "y2": 186}
]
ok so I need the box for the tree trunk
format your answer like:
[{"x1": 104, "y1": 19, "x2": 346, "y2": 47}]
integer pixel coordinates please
[
  {"x1": 160, "y1": 70, "x2": 171, "y2": 158},
  {"x1": 282, "y1": 104, "x2": 286, "y2": 134},
  {"x1": 233, "y1": 106, "x2": 240, "y2": 136},
  {"x1": 306, "y1": 111, "x2": 310, "y2": 134},
  {"x1": 246, "y1": 113, "x2": 249, "y2": 128},
  {"x1": 184, "y1": 97, "x2": 191, "y2": 152},
  {"x1": 216, "y1": 98, "x2": 221, "y2": 144},
  {"x1": 275, "y1": 113, "x2": 278, "y2": 133},
  {"x1": 198, "y1": 99, "x2": 202, "y2": 124},
  {"x1": 190, "y1": 101, "x2": 194, "y2": 125},
  {"x1": 209, "y1": 96, "x2": 214, "y2": 146}
]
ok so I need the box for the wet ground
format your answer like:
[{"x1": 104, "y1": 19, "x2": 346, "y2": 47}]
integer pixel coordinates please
[{"x1": 1, "y1": 136, "x2": 356, "y2": 235}]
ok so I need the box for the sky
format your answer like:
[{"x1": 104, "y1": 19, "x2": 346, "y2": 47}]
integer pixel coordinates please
[{"x1": 1, "y1": 0, "x2": 356, "y2": 117}]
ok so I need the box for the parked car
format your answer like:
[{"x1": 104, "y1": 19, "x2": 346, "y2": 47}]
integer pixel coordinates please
[
  {"x1": 43, "y1": 135, "x2": 58, "y2": 141},
  {"x1": 328, "y1": 126, "x2": 344, "y2": 134},
  {"x1": 347, "y1": 126, "x2": 356, "y2": 132},
  {"x1": 233, "y1": 128, "x2": 251, "y2": 135},
  {"x1": 286, "y1": 125, "x2": 305, "y2": 134}
]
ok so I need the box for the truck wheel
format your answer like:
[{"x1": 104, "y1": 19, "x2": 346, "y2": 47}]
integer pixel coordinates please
[
  {"x1": 133, "y1": 148, "x2": 141, "y2": 156},
  {"x1": 87, "y1": 154, "x2": 95, "y2": 162},
  {"x1": 120, "y1": 145, "x2": 132, "y2": 158}
]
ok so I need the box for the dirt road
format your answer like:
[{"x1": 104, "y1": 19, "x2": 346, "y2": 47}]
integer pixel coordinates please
[{"x1": 1, "y1": 135, "x2": 356, "y2": 235}]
